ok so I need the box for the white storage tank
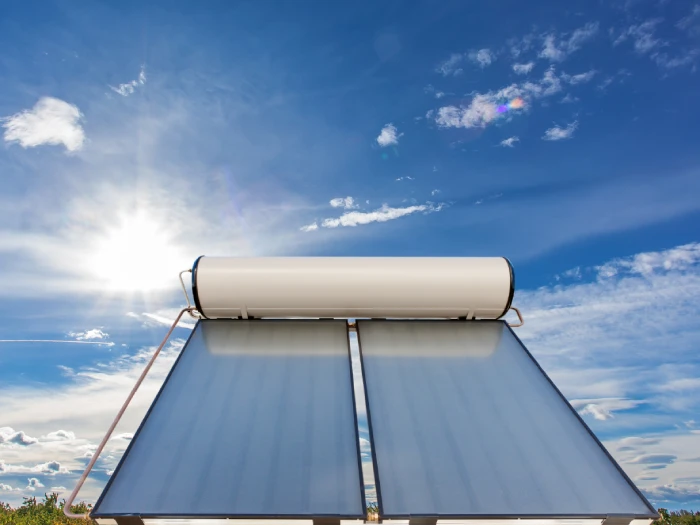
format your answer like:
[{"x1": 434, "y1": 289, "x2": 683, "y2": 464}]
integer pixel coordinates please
[{"x1": 191, "y1": 256, "x2": 514, "y2": 320}]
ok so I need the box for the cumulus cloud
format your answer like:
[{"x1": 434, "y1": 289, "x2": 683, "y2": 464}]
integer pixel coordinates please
[
  {"x1": 643, "y1": 483, "x2": 700, "y2": 503},
  {"x1": 42, "y1": 430, "x2": 76, "y2": 441},
  {"x1": 436, "y1": 53, "x2": 464, "y2": 76},
  {"x1": 613, "y1": 19, "x2": 664, "y2": 54},
  {"x1": 376, "y1": 123, "x2": 402, "y2": 147},
  {"x1": 110, "y1": 66, "x2": 147, "y2": 97},
  {"x1": 468, "y1": 48, "x2": 495, "y2": 68},
  {"x1": 330, "y1": 196, "x2": 359, "y2": 209},
  {"x1": 1, "y1": 460, "x2": 68, "y2": 475},
  {"x1": 542, "y1": 121, "x2": 578, "y2": 141},
  {"x1": 0, "y1": 427, "x2": 38, "y2": 446},
  {"x1": 512, "y1": 62, "x2": 534, "y2": 74},
  {"x1": 596, "y1": 242, "x2": 700, "y2": 279},
  {"x1": 539, "y1": 22, "x2": 599, "y2": 62},
  {"x1": 26, "y1": 478, "x2": 44, "y2": 491},
  {"x1": 433, "y1": 66, "x2": 562, "y2": 130},
  {"x1": 1, "y1": 97, "x2": 86, "y2": 153},
  {"x1": 500, "y1": 136, "x2": 520, "y2": 147},
  {"x1": 570, "y1": 398, "x2": 646, "y2": 420},
  {"x1": 68, "y1": 329, "x2": 109, "y2": 341},
  {"x1": 299, "y1": 222, "x2": 318, "y2": 232}
]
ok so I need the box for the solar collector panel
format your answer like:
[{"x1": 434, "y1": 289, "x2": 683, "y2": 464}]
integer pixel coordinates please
[
  {"x1": 92, "y1": 320, "x2": 365, "y2": 519},
  {"x1": 357, "y1": 320, "x2": 656, "y2": 519}
]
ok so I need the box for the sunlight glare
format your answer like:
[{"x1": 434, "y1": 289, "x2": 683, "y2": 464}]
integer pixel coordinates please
[{"x1": 86, "y1": 211, "x2": 187, "y2": 293}]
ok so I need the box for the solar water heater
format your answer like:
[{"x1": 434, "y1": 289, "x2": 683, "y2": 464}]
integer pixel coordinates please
[{"x1": 65, "y1": 257, "x2": 658, "y2": 525}]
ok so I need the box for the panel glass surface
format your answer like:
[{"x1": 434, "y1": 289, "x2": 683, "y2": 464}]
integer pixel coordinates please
[
  {"x1": 94, "y1": 320, "x2": 364, "y2": 518},
  {"x1": 357, "y1": 320, "x2": 656, "y2": 518}
]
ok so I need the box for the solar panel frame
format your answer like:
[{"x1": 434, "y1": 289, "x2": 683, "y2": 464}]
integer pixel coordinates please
[
  {"x1": 91, "y1": 319, "x2": 367, "y2": 521},
  {"x1": 356, "y1": 319, "x2": 658, "y2": 520}
]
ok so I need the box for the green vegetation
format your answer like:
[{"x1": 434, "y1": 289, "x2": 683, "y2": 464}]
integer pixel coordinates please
[
  {"x1": 0, "y1": 493, "x2": 95, "y2": 525},
  {"x1": 1, "y1": 494, "x2": 698, "y2": 525},
  {"x1": 654, "y1": 508, "x2": 700, "y2": 525}
]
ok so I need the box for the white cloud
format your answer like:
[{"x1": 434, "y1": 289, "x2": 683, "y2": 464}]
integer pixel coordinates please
[
  {"x1": 567, "y1": 22, "x2": 600, "y2": 50},
  {"x1": 596, "y1": 242, "x2": 700, "y2": 278},
  {"x1": 376, "y1": 123, "x2": 402, "y2": 147},
  {"x1": 468, "y1": 48, "x2": 495, "y2": 68},
  {"x1": 330, "y1": 196, "x2": 359, "y2": 209},
  {"x1": 1, "y1": 97, "x2": 85, "y2": 153},
  {"x1": 42, "y1": 430, "x2": 76, "y2": 441},
  {"x1": 540, "y1": 66, "x2": 563, "y2": 95},
  {"x1": 1, "y1": 460, "x2": 69, "y2": 475},
  {"x1": 110, "y1": 432, "x2": 133, "y2": 441},
  {"x1": 0, "y1": 428, "x2": 38, "y2": 446},
  {"x1": 433, "y1": 66, "x2": 563, "y2": 130},
  {"x1": 110, "y1": 65, "x2": 147, "y2": 97},
  {"x1": 542, "y1": 121, "x2": 578, "y2": 140},
  {"x1": 299, "y1": 222, "x2": 318, "y2": 232},
  {"x1": 436, "y1": 53, "x2": 464, "y2": 76},
  {"x1": 562, "y1": 70, "x2": 597, "y2": 84},
  {"x1": 628, "y1": 454, "x2": 677, "y2": 465},
  {"x1": 512, "y1": 62, "x2": 534, "y2": 74},
  {"x1": 509, "y1": 33, "x2": 535, "y2": 58},
  {"x1": 26, "y1": 478, "x2": 44, "y2": 491},
  {"x1": 395, "y1": 176, "x2": 414, "y2": 181},
  {"x1": 68, "y1": 329, "x2": 108, "y2": 341},
  {"x1": 613, "y1": 19, "x2": 664, "y2": 54},
  {"x1": 658, "y1": 377, "x2": 700, "y2": 392},
  {"x1": 652, "y1": 49, "x2": 700, "y2": 69},
  {"x1": 539, "y1": 22, "x2": 599, "y2": 62},
  {"x1": 540, "y1": 35, "x2": 565, "y2": 61},
  {"x1": 570, "y1": 398, "x2": 646, "y2": 420},
  {"x1": 511, "y1": 243, "x2": 700, "y2": 504},
  {"x1": 0, "y1": 338, "x2": 186, "y2": 504},
  {"x1": 320, "y1": 202, "x2": 445, "y2": 229},
  {"x1": 0, "y1": 483, "x2": 20, "y2": 492},
  {"x1": 431, "y1": 189, "x2": 440, "y2": 196},
  {"x1": 500, "y1": 136, "x2": 520, "y2": 147},
  {"x1": 560, "y1": 93, "x2": 579, "y2": 104},
  {"x1": 677, "y1": 4, "x2": 700, "y2": 35}
]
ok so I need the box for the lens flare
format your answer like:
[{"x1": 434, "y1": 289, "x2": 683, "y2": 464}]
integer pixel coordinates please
[{"x1": 497, "y1": 97, "x2": 525, "y2": 114}]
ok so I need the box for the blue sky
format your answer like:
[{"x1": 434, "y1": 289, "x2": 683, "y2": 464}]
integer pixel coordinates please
[{"x1": 1, "y1": 0, "x2": 700, "y2": 513}]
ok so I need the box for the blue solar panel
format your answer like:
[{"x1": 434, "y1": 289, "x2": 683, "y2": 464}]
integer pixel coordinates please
[
  {"x1": 357, "y1": 320, "x2": 657, "y2": 519},
  {"x1": 92, "y1": 320, "x2": 365, "y2": 519}
]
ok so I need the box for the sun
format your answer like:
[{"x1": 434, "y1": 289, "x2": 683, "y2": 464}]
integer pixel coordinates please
[{"x1": 85, "y1": 211, "x2": 188, "y2": 294}]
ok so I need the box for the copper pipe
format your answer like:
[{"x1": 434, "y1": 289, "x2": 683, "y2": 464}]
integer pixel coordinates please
[{"x1": 63, "y1": 307, "x2": 197, "y2": 519}]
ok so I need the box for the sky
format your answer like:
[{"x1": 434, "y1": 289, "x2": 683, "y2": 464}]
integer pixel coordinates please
[{"x1": 1, "y1": 0, "x2": 700, "y2": 513}]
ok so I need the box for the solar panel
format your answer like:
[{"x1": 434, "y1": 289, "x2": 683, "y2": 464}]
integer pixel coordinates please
[
  {"x1": 357, "y1": 320, "x2": 657, "y2": 519},
  {"x1": 92, "y1": 320, "x2": 365, "y2": 520}
]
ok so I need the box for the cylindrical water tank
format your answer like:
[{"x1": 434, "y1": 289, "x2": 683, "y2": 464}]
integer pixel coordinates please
[{"x1": 191, "y1": 256, "x2": 514, "y2": 320}]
